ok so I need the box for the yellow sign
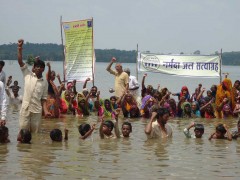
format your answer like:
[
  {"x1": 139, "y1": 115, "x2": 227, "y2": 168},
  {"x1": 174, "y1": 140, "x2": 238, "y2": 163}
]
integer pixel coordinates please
[{"x1": 62, "y1": 19, "x2": 94, "y2": 82}]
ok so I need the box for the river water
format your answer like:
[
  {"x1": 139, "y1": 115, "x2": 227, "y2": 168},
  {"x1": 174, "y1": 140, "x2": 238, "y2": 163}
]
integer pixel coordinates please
[{"x1": 1, "y1": 61, "x2": 240, "y2": 179}]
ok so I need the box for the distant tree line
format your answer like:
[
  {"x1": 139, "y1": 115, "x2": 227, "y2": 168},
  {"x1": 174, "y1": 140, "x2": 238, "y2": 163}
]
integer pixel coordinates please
[{"x1": 0, "y1": 43, "x2": 239, "y2": 65}]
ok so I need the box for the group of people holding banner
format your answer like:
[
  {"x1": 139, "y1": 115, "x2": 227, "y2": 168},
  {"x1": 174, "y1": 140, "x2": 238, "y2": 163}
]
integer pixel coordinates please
[{"x1": 1, "y1": 40, "x2": 240, "y2": 144}]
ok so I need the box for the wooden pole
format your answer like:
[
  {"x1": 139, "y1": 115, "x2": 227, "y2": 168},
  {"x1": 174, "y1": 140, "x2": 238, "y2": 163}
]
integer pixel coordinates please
[
  {"x1": 136, "y1": 44, "x2": 139, "y2": 81},
  {"x1": 219, "y1": 48, "x2": 222, "y2": 83},
  {"x1": 60, "y1": 16, "x2": 66, "y2": 82},
  {"x1": 91, "y1": 17, "x2": 95, "y2": 86}
]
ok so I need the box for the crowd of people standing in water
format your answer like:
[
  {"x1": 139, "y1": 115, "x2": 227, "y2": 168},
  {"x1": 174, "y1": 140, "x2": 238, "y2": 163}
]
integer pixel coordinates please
[{"x1": 0, "y1": 39, "x2": 240, "y2": 144}]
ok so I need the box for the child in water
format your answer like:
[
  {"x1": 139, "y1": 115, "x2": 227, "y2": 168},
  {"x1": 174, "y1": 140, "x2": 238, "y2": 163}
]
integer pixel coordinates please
[
  {"x1": 17, "y1": 129, "x2": 32, "y2": 144},
  {"x1": 99, "y1": 112, "x2": 120, "y2": 139},
  {"x1": 0, "y1": 126, "x2": 10, "y2": 143},
  {"x1": 78, "y1": 123, "x2": 96, "y2": 140},
  {"x1": 209, "y1": 124, "x2": 232, "y2": 141},
  {"x1": 50, "y1": 128, "x2": 68, "y2": 142},
  {"x1": 121, "y1": 122, "x2": 132, "y2": 138},
  {"x1": 183, "y1": 122, "x2": 204, "y2": 138}
]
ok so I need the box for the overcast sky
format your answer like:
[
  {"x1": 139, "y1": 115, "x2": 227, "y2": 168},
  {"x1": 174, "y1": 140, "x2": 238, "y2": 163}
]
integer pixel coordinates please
[{"x1": 1, "y1": 0, "x2": 240, "y2": 54}]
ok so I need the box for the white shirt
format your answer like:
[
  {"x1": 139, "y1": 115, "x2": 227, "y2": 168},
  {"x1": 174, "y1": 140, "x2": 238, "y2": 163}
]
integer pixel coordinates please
[
  {"x1": 129, "y1": 75, "x2": 139, "y2": 90},
  {"x1": 0, "y1": 81, "x2": 7, "y2": 120},
  {"x1": 21, "y1": 64, "x2": 48, "y2": 114},
  {"x1": 9, "y1": 92, "x2": 22, "y2": 106},
  {"x1": 148, "y1": 121, "x2": 173, "y2": 138}
]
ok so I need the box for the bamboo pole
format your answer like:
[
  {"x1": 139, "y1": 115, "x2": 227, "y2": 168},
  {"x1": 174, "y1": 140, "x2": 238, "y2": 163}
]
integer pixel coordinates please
[
  {"x1": 219, "y1": 48, "x2": 222, "y2": 83},
  {"x1": 60, "y1": 16, "x2": 66, "y2": 82},
  {"x1": 91, "y1": 17, "x2": 95, "y2": 86},
  {"x1": 136, "y1": 44, "x2": 139, "y2": 81}
]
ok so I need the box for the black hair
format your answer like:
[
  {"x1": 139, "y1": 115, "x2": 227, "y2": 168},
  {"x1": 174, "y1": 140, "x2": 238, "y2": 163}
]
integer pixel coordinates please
[
  {"x1": 50, "y1": 129, "x2": 62, "y2": 141},
  {"x1": 78, "y1": 123, "x2": 91, "y2": 136},
  {"x1": 204, "y1": 96, "x2": 211, "y2": 103},
  {"x1": 194, "y1": 123, "x2": 204, "y2": 132},
  {"x1": 235, "y1": 80, "x2": 240, "y2": 84},
  {"x1": 216, "y1": 124, "x2": 226, "y2": 134},
  {"x1": 103, "y1": 120, "x2": 114, "y2": 131},
  {"x1": 19, "y1": 129, "x2": 32, "y2": 144},
  {"x1": 110, "y1": 96, "x2": 117, "y2": 101},
  {"x1": 156, "y1": 108, "x2": 170, "y2": 119},
  {"x1": 34, "y1": 59, "x2": 45, "y2": 68},
  {"x1": 91, "y1": 86, "x2": 98, "y2": 90},
  {"x1": 129, "y1": 107, "x2": 140, "y2": 118},
  {"x1": 0, "y1": 126, "x2": 8, "y2": 143},
  {"x1": 0, "y1": 60, "x2": 5, "y2": 67},
  {"x1": 122, "y1": 122, "x2": 132, "y2": 132}
]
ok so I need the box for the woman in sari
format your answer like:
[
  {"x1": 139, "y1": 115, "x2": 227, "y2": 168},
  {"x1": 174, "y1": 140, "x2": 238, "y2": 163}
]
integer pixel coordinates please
[
  {"x1": 98, "y1": 99, "x2": 116, "y2": 119},
  {"x1": 59, "y1": 90, "x2": 77, "y2": 115},
  {"x1": 76, "y1": 92, "x2": 90, "y2": 117},
  {"x1": 46, "y1": 62, "x2": 60, "y2": 118},
  {"x1": 215, "y1": 78, "x2": 233, "y2": 118},
  {"x1": 140, "y1": 95, "x2": 154, "y2": 118},
  {"x1": 118, "y1": 92, "x2": 139, "y2": 118}
]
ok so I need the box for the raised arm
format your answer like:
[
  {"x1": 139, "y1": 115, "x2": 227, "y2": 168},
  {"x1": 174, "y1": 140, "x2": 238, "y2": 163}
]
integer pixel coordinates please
[
  {"x1": 142, "y1": 73, "x2": 147, "y2": 90},
  {"x1": 145, "y1": 112, "x2": 156, "y2": 134},
  {"x1": 5, "y1": 76, "x2": 12, "y2": 97},
  {"x1": 83, "y1": 78, "x2": 90, "y2": 89},
  {"x1": 46, "y1": 62, "x2": 52, "y2": 81},
  {"x1": 72, "y1": 80, "x2": 77, "y2": 95},
  {"x1": 81, "y1": 124, "x2": 96, "y2": 140},
  {"x1": 114, "y1": 113, "x2": 121, "y2": 138},
  {"x1": 196, "y1": 88, "x2": 205, "y2": 101},
  {"x1": 99, "y1": 118, "x2": 104, "y2": 139},
  {"x1": 56, "y1": 73, "x2": 62, "y2": 85},
  {"x1": 200, "y1": 100, "x2": 212, "y2": 111},
  {"x1": 106, "y1": 57, "x2": 116, "y2": 72},
  {"x1": 17, "y1": 39, "x2": 25, "y2": 67}
]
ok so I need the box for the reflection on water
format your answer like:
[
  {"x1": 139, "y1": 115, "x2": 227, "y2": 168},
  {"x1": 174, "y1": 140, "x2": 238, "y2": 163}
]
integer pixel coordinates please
[{"x1": 1, "y1": 62, "x2": 240, "y2": 178}]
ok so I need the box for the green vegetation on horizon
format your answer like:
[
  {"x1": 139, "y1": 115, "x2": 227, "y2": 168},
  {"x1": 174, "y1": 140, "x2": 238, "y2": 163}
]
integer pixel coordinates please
[{"x1": 0, "y1": 42, "x2": 240, "y2": 65}]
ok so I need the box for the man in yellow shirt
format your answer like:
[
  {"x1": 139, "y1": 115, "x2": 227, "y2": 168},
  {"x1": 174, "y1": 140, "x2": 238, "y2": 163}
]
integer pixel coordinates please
[{"x1": 106, "y1": 57, "x2": 129, "y2": 98}]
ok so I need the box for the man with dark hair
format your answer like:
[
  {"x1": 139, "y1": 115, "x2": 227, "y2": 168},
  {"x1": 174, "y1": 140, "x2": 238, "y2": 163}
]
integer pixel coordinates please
[
  {"x1": 17, "y1": 39, "x2": 51, "y2": 134},
  {"x1": 0, "y1": 60, "x2": 6, "y2": 84},
  {"x1": 183, "y1": 122, "x2": 204, "y2": 138},
  {"x1": 124, "y1": 68, "x2": 139, "y2": 99},
  {"x1": 145, "y1": 107, "x2": 173, "y2": 138}
]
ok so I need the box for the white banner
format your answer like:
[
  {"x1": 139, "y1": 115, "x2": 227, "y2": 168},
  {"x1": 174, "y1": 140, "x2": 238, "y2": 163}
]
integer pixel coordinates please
[{"x1": 138, "y1": 53, "x2": 220, "y2": 77}]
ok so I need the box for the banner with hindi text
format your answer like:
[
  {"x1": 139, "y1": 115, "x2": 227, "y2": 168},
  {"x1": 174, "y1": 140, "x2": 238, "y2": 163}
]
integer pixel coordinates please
[
  {"x1": 62, "y1": 19, "x2": 94, "y2": 82},
  {"x1": 138, "y1": 53, "x2": 220, "y2": 77}
]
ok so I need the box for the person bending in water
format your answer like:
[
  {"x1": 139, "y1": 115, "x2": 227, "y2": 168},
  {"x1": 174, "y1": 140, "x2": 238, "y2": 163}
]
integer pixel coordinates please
[
  {"x1": 99, "y1": 112, "x2": 120, "y2": 139},
  {"x1": 208, "y1": 124, "x2": 232, "y2": 141},
  {"x1": 50, "y1": 128, "x2": 68, "y2": 142},
  {"x1": 0, "y1": 126, "x2": 10, "y2": 143},
  {"x1": 17, "y1": 129, "x2": 32, "y2": 144},
  {"x1": 183, "y1": 122, "x2": 204, "y2": 138},
  {"x1": 145, "y1": 108, "x2": 172, "y2": 138},
  {"x1": 78, "y1": 123, "x2": 96, "y2": 140}
]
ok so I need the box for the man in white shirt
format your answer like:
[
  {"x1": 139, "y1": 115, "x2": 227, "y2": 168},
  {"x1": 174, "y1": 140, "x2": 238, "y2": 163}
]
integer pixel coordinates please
[
  {"x1": 0, "y1": 81, "x2": 7, "y2": 126},
  {"x1": 124, "y1": 68, "x2": 139, "y2": 99},
  {"x1": 5, "y1": 78, "x2": 22, "y2": 110}
]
